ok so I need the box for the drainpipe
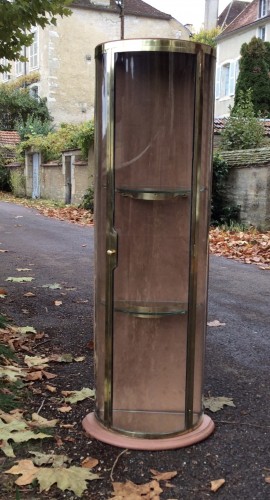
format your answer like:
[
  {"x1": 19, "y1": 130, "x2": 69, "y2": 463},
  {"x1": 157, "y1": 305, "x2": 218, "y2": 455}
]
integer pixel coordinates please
[{"x1": 115, "y1": 0, "x2": 125, "y2": 40}]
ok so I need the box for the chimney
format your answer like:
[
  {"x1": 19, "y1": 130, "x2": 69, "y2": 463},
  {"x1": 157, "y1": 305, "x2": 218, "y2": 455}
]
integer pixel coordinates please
[{"x1": 204, "y1": 0, "x2": 219, "y2": 30}]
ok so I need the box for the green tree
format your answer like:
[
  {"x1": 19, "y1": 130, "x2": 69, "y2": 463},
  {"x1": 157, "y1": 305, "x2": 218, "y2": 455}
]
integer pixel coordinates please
[
  {"x1": 220, "y1": 89, "x2": 264, "y2": 151},
  {"x1": 233, "y1": 37, "x2": 270, "y2": 116},
  {"x1": 192, "y1": 26, "x2": 222, "y2": 47},
  {"x1": 0, "y1": 85, "x2": 52, "y2": 130},
  {"x1": 0, "y1": 0, "x2": 72, "y2": 73}
]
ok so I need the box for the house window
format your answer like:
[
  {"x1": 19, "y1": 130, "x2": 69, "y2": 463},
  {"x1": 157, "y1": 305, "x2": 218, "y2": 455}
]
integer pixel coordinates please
[
  {"x1": 259, "y1": 0, "x2": 267, "y2": 18},
  {"x1": 15, "y1": 50, "x2": 24, "y2": 76},
  {"x1": 1, "y1": 58, "x2": 11, "y2": 82},
  {"x1": 216, "y1": 61, "x2": 238, "y2": 99},
  {"x1": 29, "y1": 28, "x2": 39, "y2": 70},
  {"x1": 258, "y1": 25, "x2": 266, "y2": 40}
]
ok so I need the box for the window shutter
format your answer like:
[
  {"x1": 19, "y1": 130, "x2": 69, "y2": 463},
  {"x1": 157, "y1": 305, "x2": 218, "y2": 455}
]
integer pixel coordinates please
[
  {"x1": 215, "y1": 66, "x2": 221, "y2": 99},
  {"x1": 229, "y1": 61, "x2": 236, "y2": 96}
]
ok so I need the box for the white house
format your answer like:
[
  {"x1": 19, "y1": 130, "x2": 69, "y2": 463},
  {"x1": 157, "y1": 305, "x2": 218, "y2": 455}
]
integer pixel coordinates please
[
  {"x1": 1, "y1": 0, "x2": 189, "y2": 125},
  {"x1": 215, "y1": 0, "x2": 270, "y2": 116}
]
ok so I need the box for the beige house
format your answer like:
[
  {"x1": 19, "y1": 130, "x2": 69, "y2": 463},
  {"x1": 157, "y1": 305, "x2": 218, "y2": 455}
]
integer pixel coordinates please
[
  {"x1": 1, "y1": 0, "x2": 190, "y2": 125},
  {"x1": 215, "y1": 0, "x2": 270, "y2": 117}
]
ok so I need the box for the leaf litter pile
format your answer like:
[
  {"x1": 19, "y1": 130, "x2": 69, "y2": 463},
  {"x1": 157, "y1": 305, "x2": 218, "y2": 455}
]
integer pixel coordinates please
[{"x1": 209, "y1": 227, "x2": 270, "y2": 269}]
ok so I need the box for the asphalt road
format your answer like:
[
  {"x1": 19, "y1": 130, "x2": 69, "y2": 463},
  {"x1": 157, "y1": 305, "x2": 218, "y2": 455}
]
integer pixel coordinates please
[{"x1": 0, "y1": 200, "x2": 270, "y2": 499}]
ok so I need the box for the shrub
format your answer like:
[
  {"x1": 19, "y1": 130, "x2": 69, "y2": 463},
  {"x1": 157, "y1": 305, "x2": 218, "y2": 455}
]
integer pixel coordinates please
[
  {"x1": 220, "y1": 89, "x2": 264, "y2": 151},
  {"x1": 0, "y1": 150, "x2": 11, "y2": 191},
  {"x1": 234, "y1": 37, "x2": 270, "y2": 116},
  {"x1": 19, "y1": 121, "x2": 94, "y2": 162},
  {"x1": 0, "y1": 85, "x2": 51, "y2": 130},
  {"x1": 79, "y1": 187, "x2": 94, "y2": 212},
  {"x1": 16, "y1": 116, "x2": 55, "y2": 140},
  {"x1": 211, "y1": 153, "x2": 240, "y2": 225}
]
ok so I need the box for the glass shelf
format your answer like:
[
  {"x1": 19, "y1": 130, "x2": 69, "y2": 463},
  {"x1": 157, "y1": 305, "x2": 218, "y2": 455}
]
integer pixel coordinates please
[
  {"x1": 116, "y1": 187, "x2": 190, "y2": 201},
  {"x1": 114, "y1": 301, "x2": 188, "y2": 318}
]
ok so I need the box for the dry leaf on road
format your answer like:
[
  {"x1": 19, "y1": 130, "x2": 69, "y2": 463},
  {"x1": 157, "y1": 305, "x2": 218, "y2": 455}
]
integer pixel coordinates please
[
  {"x1": 203, "y1": 396, "x2": 235, "y2": 412},
  {"x1": 150, "y1": 469, "x2": 177, "y2": 481},
  {"x1": 210, "y1": 478, "x2": 225, "y2": 492},
  {"x1": 5, "y1": 459, "x2": 99, "y2": 497},
  {"x1": 58, "y1": 405, "x2": 72, "y2": 413},
  {"x1": 54, "y1": 300, "x2": 62, "y2": 307},
  {"x1": 63, "y1": 387, "x2": 95, "y2": 404},
  {"x1": 111, "y1": 479, "x2": 162, "y2": 499},
  {"x1": 207, "y1": 320, "x2": 226, "y2": 327},
  {"x1": 46, "y1": 384, "x2": 57, "y2": 393},
  {"x1": 6, "y1": 277, "x2": 34, "y2": 283},
  {"x1": 81, "y1": 457, "x2": 99, "y2": 469}
]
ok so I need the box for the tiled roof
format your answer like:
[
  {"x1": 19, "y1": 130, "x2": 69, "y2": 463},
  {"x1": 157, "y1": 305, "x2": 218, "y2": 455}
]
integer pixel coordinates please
[
  {"x1": 71, "y1": 0, "x2": 171, "y2": 19},
  {"x1": 0, "y1": 130, "x2": 20, "y2": 145},
  {"x1": 220, "y1": 147, "x2": 270, "y2": 165},
  {"x1": 218, "y1": 0, "x2": 267, "y2": 37},
  {"x1": 214, "y1": 118, "x2": 270, "y2": 136},
  {"x1": 218, "y1": 1, "x2": 250, "y2": 28}
]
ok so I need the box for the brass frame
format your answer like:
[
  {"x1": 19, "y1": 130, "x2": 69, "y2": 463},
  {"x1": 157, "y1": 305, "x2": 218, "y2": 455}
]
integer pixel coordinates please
[{"x1": 95, "y1": 39, "x2": 215, "y2": 438}]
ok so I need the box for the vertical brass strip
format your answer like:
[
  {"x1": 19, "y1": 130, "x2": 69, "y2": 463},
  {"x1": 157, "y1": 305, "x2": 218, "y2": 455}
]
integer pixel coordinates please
[
  {"x1": 104, "y1": 47, "x2": 116, "y2": 427},
  {"x1": 185, "y1": 49, "x2": 204, "y2": 429}
]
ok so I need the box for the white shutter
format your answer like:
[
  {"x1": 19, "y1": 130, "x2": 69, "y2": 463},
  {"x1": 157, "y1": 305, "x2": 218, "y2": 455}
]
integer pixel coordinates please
[
  {"x1": 229, "y1": 61, "x2": 236, "y2": 96},
  {"x1": 215, "y1": 66, "x2": 221, "y2": 99}
]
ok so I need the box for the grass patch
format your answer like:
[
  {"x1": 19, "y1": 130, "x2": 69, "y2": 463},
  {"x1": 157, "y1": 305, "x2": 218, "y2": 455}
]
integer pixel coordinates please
[{"x1": 0, "y1": 380, "x2": 25, "y2": 412}]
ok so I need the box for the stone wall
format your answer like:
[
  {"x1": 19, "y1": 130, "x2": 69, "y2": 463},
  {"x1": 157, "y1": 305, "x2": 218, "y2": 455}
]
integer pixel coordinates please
[
  {"x1": 24, "y1": 146, "x2": 94, "y2": 204},
  {"x1": 221, "y1": 148, "x2": 270, "y2": 230}
]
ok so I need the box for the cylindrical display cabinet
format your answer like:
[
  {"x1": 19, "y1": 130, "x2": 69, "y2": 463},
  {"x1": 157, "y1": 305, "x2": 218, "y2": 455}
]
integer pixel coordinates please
[{"x1": 83, "y1": 39, "x2": 216, "y2": 450}]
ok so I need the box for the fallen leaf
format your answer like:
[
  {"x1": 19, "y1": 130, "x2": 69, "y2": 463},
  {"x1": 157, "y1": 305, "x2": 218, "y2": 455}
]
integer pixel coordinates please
[
  {"x1": 150, "y1": 469, "x2": 177, "y2": 481},
  {"x1": 0, "y1": 440, "x2": 15, "y2": 457},
  {"x1": 74, "y1": 356, "x2": 85, "y2": 362},
  {"x1": 16, "y1": 268, "x2": 32, "y2": 272},
  {"x1": 210, "y1": 478, "x2": 225, "y2": 492},
  {"x1": 265, "y1": 477, "x2": 270, "y2": 483},
  {"x1": 24, "y1": 292, "x2": 36, "y2": 297},
  {"x1": 30, "y1": 451, "x2": 71, "y2": 467},
  {"x1": 0, "y1": 288, "x2": 7, "y2": 295},
  {"x1": 207, "y1": 320, "x2": 226, "y2": 327},
  {"x1": 81, "y1": 457, "x2": 99, "y2": 469},
  {"x1": 203, "y1": 396, "x2": 235, "y2": 412},
  {"x1": 26, "y1": 371, "x2": 43, "y2": 381},
  {"x1": 0, "y1": 365, "x2": 26, "y2": 382},
  {"x1": 111, "y1": 479, "x2": 162, "y2": 498},
  {"x1": 46, "y1": 385, "x2": 57, "y2": 393},
  {"x1": 6, "y1": 277, "x2": 34, "y2": 283},
  {"x1": 42, "y1": 283, "x2": 62, "y2": 290},
  {"x1": 42, "y1": 370, "x2": 57, "y2": 379},
  {"x1": 0, "y1": 249, "x2": 8, "y2": 253},
  {"x1": 58, "y1": 406, "x2": 72, "y2": 413},
  {"x1": 50, "y1": 354, "x2": 73, "y2": 363},
  {"x1": 29, "y1": 413, "x2": 58, "y2": 428},
  {"x1": 63, "y1": 387, "x2": 95, "y2": 404},
  {"x1": 18, "y1": 326, "x2": 37, "y2": 334},
  {"x1": 0, "y1": 419, "x2": 52, "y2": 456},
  {"x1": 5, "y1": 460, "x2": 99, "y2": 497},
  {"x1": 24, "y1": 355, "x2": 49, "y2": 368},
  {"x1": 54, "y1": 300, "x2": 62, "y2": 307}
]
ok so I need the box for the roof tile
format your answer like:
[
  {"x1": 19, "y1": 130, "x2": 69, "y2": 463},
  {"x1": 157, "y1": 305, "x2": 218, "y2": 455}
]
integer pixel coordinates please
[
  {"x1": 71, "y1": 0, "x2": 171, "y2": 19},
  {"x1": 0, "y1": 131, "x2": 20, "y2": 145}
]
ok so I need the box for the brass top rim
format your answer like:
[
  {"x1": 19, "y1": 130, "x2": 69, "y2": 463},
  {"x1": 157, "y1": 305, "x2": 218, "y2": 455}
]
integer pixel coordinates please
[{"x1": 95, "y1": 38, "x2": 216, "y2": 58}]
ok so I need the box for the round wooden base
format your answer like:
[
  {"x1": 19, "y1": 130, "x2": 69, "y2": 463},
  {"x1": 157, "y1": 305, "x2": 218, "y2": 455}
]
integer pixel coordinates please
[{"x1": 82, "y1": 413, "x2": 214, "y2": 450}]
